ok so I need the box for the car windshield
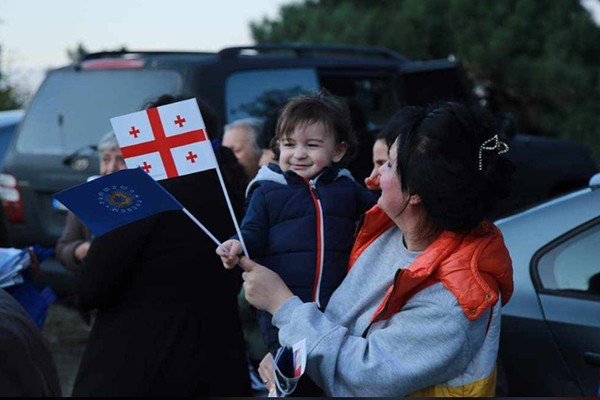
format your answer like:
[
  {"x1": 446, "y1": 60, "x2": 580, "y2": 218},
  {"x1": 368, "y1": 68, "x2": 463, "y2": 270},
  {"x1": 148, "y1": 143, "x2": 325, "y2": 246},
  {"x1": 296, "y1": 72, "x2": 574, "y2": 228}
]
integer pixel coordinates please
[
  {"x1": 225, "y1": 68, "x2": 400, "y2": 130},
  {"x1": 225, "y1": 68, "x2": 319, "y2": 122},
  {"x1": 16, "y1": 69, "x2": 183, "y2": 155}
]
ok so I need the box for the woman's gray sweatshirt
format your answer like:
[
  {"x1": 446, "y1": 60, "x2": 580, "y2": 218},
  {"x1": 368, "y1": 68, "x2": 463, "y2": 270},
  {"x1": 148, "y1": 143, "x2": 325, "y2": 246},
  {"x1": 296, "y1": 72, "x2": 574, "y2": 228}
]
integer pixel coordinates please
[{"x1": 272, "y1": 226, "x2": 501, "y2": 397}]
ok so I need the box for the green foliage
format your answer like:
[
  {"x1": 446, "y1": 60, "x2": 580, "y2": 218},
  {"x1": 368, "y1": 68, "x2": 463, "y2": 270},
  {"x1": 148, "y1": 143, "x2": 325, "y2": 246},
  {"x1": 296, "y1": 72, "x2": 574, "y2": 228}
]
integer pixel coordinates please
[
  {"x1": 66, "y1": 42, "x2": 89, "y2": 62},
  {"x1": 251, "y1": 0, "x2": 600, "y2": 163},
  {"x1": 0, "y1": 85, "x2": 22, "y2": 110},
  {"x1": 0, "y1": 45, "x2": 23, "y2": 110}
]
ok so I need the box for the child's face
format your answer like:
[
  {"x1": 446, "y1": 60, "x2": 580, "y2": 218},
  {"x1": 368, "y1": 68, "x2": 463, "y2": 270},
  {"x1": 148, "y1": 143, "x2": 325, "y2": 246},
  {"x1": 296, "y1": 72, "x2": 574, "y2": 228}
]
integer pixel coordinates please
[{"x1": 278, "y1": 122, "x2": 347, "y2": 179}]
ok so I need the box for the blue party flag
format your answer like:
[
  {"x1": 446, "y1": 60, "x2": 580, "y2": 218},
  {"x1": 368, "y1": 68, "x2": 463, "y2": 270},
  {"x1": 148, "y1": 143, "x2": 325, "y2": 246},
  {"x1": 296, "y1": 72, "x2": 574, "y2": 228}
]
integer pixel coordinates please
[{"x1": 53, "y1": 168, "x2": 183, "y2": 236}]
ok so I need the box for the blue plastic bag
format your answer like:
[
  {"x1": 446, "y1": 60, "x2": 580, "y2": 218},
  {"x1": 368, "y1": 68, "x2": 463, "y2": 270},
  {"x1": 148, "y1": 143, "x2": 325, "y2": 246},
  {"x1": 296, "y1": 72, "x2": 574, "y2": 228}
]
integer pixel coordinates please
[{"x1": 4, "y1": 245, "x2": 57, "y2": 329}]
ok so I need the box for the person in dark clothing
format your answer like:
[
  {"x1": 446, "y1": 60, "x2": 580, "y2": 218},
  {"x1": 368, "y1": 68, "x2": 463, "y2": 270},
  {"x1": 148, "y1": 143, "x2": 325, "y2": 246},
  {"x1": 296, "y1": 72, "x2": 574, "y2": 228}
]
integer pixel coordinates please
[
  {"x1": 71, "y1": 95, "x2": 250, "y2": 397},
  {"x1": 0, "y1": 205, "x2": 11, "y2": 248},
  {"x1": 0, "y1": 288, "x2": 61, "y2": 396}
]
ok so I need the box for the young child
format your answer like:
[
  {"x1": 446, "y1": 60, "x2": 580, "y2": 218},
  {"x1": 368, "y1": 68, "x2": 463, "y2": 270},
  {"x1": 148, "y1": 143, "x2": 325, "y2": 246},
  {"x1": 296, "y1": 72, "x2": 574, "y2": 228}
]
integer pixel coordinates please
[{"x1": 217, "y1": 92, "x2": 375, "y2": 353}]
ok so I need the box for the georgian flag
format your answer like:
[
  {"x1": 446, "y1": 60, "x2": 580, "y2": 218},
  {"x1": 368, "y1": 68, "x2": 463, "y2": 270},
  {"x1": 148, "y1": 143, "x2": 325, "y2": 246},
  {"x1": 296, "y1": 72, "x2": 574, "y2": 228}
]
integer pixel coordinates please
[{"x1": 111, "y1": 99, "x2": 217, "y2": 180}]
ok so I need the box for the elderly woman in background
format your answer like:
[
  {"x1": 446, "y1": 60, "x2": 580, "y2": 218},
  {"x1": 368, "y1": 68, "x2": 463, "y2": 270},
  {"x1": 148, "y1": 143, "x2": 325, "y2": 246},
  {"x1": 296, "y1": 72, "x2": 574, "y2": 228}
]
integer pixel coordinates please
[
  {"x1": 229, "y1": 102, "x2": 515, "y2": 397},
  {"x1": 55, "y1": 132, "x2": 126, "y2": 272}
]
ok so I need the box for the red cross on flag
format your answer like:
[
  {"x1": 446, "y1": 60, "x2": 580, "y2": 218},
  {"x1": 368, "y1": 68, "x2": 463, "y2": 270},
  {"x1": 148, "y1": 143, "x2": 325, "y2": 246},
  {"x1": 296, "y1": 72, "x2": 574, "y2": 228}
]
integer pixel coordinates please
[{"x1": 110, "y1": 99, "x2": 217, "y2": 181}]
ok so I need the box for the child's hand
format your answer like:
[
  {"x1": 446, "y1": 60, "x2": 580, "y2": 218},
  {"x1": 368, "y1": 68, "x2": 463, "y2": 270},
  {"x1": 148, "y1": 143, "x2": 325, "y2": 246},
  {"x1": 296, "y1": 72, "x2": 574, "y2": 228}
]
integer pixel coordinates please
[{"x1": 216, "y1": 239, "x2": 243, "y2": 269}]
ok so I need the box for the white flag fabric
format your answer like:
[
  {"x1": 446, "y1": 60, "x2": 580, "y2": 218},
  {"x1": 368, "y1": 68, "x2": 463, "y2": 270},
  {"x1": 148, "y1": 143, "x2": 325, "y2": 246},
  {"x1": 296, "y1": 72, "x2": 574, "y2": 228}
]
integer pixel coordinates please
[{"x1": 111, "y1": 98, "x2": 218, "y2": 180}]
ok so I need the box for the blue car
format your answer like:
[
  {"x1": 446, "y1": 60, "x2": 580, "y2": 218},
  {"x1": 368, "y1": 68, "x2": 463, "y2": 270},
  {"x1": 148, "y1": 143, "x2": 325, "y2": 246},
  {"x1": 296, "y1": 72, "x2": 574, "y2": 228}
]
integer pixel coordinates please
[{"x1": 496, "y1": 172, "x2": 600, "y2": 396}]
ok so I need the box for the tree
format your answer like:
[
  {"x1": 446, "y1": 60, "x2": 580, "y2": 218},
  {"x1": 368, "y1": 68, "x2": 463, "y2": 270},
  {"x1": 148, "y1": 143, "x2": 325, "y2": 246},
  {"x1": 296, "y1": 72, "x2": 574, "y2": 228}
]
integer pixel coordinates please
[
  {"x1": 66, "y1": 42, "x2": 89, "y2": 62},
  {"x1": 0, "y1": 44, "x2": 23, "y2": 110},
  {"x1": 251, "y1": 0, "x2": 600, "y2": 162},
  {"x1": 66, "y1": 43, "x2": 129, "y2": 62}
]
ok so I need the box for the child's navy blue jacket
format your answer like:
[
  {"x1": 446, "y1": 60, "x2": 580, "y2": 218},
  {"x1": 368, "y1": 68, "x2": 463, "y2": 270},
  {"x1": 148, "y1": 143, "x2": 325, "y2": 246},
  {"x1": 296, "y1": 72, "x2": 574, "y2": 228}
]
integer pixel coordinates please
[{"x1": 239, "y1": 164, "x2": 376, "y2": 309}]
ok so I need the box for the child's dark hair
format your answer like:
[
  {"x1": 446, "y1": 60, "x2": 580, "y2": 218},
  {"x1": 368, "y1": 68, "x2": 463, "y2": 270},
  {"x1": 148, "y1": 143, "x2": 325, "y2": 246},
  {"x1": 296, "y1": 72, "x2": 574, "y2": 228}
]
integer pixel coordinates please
[
  {"x1": 389, "y1": 102, "x2": 514, "y2": 232},
  {"x1": 271, "y1": 91, "x2": 357, "y2": 166}
]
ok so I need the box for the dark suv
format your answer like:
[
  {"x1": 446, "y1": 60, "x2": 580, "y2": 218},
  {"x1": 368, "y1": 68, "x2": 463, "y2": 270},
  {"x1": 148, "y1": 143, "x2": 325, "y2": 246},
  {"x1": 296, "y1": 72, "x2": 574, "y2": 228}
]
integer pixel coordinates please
[{"x1": 0, "y1": 44, "x2": 596, "y2": 295}]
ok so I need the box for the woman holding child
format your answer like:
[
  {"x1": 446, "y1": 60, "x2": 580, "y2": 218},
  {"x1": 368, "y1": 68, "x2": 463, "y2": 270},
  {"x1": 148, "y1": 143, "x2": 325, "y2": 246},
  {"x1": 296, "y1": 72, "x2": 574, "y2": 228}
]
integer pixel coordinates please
[{"x1": 224, "y1": 100, "x2": 515, "y2": 396}]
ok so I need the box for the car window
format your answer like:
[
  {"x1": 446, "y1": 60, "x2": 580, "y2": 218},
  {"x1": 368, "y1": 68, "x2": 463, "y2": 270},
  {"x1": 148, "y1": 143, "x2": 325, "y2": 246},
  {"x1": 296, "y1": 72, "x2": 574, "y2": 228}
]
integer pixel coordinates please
[
  {"x1": 537, "y1": 222, "x2": 600, "y2": 297},
  {"x1": 320, "y1": 74, "x2": 400, "y2": 130},
  {"x1": 225, "y1": 68, "x2": 319, "y2": 122},
  {"x1": 226, "y1": 68, "x2": 400, "y2": 132},
  {"x1": 401, "y1": 67, "x2": 470, "y2": 106},
  {"x1": 0, "y1": 123, "x2": 18, "y2": 163},
  {"x1": 16, "y1": 70, "x2": 182, "y2": 155}
]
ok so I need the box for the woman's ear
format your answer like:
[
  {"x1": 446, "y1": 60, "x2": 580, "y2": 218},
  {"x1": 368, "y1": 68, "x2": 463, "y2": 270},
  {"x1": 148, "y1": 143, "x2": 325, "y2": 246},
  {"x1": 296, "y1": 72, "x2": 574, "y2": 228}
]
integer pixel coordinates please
[
  {"x1": 409, "y1": 193, "x2": 422, "y2": 205},
  {"x1": 332, "y1": 141, "x2": 348, "y2": 163}
]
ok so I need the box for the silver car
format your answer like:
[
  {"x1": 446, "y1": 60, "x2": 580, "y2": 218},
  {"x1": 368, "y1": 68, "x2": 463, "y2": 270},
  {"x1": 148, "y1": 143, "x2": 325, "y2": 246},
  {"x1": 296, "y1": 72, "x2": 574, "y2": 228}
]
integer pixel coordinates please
[{"x1": 496, "y1": 172, "x2": 600, "y2": 396}]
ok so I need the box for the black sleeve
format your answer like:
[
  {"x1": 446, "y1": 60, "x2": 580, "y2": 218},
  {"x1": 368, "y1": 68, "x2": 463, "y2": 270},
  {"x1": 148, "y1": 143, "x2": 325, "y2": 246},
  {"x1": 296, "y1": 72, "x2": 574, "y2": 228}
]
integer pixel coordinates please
[{"x1": 75, "y1": 216, "x2": 157, "y2": 311}]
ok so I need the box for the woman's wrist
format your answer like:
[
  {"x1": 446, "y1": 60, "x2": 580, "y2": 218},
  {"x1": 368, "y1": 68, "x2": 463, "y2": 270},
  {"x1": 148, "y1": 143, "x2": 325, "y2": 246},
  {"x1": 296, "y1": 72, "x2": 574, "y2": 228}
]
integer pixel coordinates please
[
  {"x1": 271, "y1": 296, "x2": 306, "y2": 333},
  {"x1": 269, "y1": 287, "x2": 294, "y2": 315}
]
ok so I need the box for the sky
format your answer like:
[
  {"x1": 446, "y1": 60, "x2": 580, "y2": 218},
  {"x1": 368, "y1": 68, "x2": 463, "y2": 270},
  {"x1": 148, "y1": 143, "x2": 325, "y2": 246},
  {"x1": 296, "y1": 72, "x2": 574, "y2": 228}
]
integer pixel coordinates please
[{"x1": 0, "y1": 0, "x2": 292, "y2": 93}]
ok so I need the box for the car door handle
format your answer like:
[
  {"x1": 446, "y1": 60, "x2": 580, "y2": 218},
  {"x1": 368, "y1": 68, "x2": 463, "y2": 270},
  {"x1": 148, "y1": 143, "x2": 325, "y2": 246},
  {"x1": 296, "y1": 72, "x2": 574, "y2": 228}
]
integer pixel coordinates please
[{"x1": 584, "y1": 352, "x2": 600, "y2": 366}]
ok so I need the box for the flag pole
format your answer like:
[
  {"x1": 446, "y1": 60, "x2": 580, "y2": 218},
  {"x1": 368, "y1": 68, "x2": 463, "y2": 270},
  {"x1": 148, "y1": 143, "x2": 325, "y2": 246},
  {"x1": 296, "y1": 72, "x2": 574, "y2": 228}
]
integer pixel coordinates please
[
  {"x1": 182, "y1": 207, "x2": 222, "y2": 247},
  {"x1": 211, "y1": 161, "x2": 249, "y2": 258}
]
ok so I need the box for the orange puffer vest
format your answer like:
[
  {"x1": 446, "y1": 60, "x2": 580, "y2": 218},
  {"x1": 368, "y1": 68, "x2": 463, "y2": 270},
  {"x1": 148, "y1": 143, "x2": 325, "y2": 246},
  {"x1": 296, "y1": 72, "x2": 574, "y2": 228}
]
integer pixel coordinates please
[{"x1": 349, "y1": 206, "x2": 513, "y2": 327}]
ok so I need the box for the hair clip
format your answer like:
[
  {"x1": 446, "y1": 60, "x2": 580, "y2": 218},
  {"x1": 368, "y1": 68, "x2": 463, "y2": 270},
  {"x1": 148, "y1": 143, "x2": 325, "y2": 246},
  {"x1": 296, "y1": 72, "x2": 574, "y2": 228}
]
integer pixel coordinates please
[{"x1": 478, "y1": 134, "x2": 509, "y2": 171}]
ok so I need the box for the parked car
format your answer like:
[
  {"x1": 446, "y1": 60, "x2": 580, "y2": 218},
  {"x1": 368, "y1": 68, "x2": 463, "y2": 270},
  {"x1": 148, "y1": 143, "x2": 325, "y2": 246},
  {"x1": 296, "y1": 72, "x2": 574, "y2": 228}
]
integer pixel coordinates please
[
  {"x1": 0, "y1": 44, "x2": 596, "y2": 299},
  {"x1": 496, "y1": 172, "x2": 600, "y2": 396},
  {"x1": 0, "y1": 110, "x2": 24, "y2": 249},
  {"x1": 0, "y1": 44, "x2": 466, "y2": 250}
]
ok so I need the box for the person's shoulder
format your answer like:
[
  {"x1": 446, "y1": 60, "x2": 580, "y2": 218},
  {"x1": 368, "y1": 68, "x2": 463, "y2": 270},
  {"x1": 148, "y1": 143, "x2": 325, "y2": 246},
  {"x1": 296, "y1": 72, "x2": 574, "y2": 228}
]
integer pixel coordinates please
[
  {"x1": 410, "y1": 283, "x2": 477, "y2": 326},
  {"x1": 247, "y1": 164, "x2": 288, "y2": 196}
]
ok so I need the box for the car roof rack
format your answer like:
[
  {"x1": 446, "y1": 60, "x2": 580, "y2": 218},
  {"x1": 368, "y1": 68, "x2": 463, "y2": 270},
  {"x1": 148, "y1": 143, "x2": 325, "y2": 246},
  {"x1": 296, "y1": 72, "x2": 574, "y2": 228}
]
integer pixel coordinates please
[
  {"x1": 81, "y1": 50, "x2": 216, "y2": 60},
  {"x1": 217, "y1": 44, "x2": 408, "y2": 62}
]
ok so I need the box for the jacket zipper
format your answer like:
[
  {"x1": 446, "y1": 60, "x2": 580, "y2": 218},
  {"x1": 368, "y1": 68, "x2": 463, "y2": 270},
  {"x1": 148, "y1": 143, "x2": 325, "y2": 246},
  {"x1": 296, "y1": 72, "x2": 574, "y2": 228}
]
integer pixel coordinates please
[
  {"x1": 303, "y1": 176, "x2": 325, "y2": 308},
  {"x1": 361, "y1": 268, "x2": 403, "y2": 338}
]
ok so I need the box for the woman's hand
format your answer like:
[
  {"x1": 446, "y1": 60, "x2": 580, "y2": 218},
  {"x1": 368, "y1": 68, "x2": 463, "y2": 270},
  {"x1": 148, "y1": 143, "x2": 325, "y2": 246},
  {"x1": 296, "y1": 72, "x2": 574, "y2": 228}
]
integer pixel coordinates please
[
  {"x1": 239, "y1": 256, "x2": 294, "y2": 315},
  {"x1": 27, "y1": 247, "x2": 41, "y2": 277},
  {"x1": 258, "y1": 352, "x2": 276, "y2": 392}
]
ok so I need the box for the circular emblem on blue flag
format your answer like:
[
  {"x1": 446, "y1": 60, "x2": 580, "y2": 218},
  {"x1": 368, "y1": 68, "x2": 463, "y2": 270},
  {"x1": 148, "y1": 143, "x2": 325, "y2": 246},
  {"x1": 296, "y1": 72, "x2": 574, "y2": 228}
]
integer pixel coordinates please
[{"x1": 97, "y1": 185, "x2": 143, "y2": 213}]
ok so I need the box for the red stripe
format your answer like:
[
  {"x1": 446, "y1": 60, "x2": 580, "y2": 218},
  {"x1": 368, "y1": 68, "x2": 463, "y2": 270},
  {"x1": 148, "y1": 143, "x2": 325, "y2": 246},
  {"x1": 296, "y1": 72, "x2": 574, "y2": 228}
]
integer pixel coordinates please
[
  {"x1": 306, "y1": 181, "x2": 323, "y2": 303},
  {"x1": 120, "y1": 108, "x2": 207, "y2": 179},
  {"x1": 147, "y1": 108, "x2": 177, "y2": 178},
  {"x1": 120, "y1": 130, "x2": 206, "y2": 158}
]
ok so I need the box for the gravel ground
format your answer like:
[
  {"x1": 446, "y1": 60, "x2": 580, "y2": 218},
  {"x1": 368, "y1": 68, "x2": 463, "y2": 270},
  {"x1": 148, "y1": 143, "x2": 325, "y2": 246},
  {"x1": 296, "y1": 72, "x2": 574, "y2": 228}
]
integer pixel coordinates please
[{"x1": 42, "y1": 303, "x2": 90, "y2": 397}]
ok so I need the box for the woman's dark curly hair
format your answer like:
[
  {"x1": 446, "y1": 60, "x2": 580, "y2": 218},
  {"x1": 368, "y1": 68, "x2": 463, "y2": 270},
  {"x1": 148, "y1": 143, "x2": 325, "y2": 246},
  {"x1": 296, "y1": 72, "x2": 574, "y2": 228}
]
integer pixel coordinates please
[{"x1": 388, "y1": 101, "x2": 514, "y2": 232}]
